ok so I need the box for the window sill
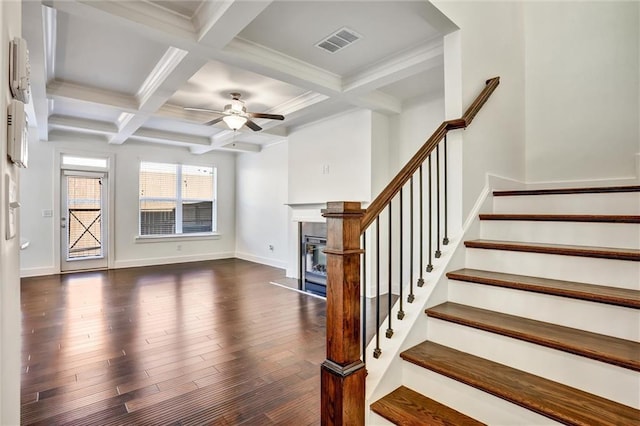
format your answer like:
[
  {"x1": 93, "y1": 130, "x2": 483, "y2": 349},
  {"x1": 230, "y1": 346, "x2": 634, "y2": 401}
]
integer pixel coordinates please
[{"x1": 135, "y1": 233, "x2": 221, "y2": 243}]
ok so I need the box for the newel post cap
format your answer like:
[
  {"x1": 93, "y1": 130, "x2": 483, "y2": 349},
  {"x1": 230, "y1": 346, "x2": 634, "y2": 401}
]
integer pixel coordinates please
[{"x1": 322, "y1": 201, "x2": 365, "y2": 218}]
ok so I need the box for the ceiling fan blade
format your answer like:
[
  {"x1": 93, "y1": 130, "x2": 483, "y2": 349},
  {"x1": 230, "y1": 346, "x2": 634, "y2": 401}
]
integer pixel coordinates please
[
  {"x1": 245, "y1": 119, "x2": 262, "y2": 131},
  {"x1": 248, "y1": 112, "x2": 284, "y2": 120},
  {"x1": 184, "y1": 107, "x2": 225, "y2": 114},
  {"x1": 204, "y1": 117, "x2": 225, "y2": 126}
]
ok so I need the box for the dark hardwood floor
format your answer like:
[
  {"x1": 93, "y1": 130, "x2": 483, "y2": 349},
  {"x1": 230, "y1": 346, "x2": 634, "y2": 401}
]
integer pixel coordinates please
[{"x1": 21, "y1": 259, "x2": 327, "y2": 425}]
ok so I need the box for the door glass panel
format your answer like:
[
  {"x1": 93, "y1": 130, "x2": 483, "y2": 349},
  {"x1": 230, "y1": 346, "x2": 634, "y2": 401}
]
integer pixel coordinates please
[{"x1": 66, "y1": 176, "x2": 103, "y2": 259}]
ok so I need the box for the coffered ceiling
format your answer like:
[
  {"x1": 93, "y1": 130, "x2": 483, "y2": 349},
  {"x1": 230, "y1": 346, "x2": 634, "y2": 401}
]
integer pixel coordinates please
[{"x1": 23, "y1": 0, "x2": 450, "y2": 154}]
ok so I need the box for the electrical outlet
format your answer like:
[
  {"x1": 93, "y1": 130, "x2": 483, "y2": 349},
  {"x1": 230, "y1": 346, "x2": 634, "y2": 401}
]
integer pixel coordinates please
[
  {"x1": 177, "y1": 244, "x2": 182, "y2": 251},
  {"x1": 268, "y1": 245, "x2": 274, "y2": 251}
]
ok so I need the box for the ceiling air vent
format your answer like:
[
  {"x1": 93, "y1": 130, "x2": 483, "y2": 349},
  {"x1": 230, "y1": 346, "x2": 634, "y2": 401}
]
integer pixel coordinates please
[{"x1": 316, "y1": 27, "x2": 362, "y2": 54}]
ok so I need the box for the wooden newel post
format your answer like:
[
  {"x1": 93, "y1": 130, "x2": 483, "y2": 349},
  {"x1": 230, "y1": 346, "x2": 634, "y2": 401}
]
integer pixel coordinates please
[{"x1": 321, "y1": 201, "x2": 365, "y2": 426}]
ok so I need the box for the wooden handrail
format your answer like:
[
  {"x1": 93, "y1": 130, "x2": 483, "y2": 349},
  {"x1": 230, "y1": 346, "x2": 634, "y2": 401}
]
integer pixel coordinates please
[
  {"x1": 320, "y1": 76, "x2": 499, "y2": 426},
  {"x1": 361, "y1": 77, "x2": 500, "y2": 232}
]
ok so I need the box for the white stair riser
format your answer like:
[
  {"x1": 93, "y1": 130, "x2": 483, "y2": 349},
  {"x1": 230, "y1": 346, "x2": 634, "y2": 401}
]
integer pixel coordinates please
[
  {"x1": 448, "y1": 280, "x2": 640, "y2": 341},
  {"x1": 427, "y1": 319, "x2": 640, "y2": 408},
  {"x1": 402, "y1": 361, "x2": 562, "y2": 425},
  {"x1": 466, "y1": 248, "x2": 640, "y2": 290},
  {"x1": 480, "y1": 221, "x2": 640, "y2": 249},
  {"x1": 493, "y1": 192, "x2": 640, "y2": 215}
]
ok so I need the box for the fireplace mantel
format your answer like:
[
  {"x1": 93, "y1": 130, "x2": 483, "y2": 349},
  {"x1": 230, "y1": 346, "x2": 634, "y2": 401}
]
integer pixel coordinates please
[
  {"x1": 286, "y1": 202, "x2": 327, "y2": 223},
  {"x1": 286, "y1": 201, "x2": 368, "y2": 223}
]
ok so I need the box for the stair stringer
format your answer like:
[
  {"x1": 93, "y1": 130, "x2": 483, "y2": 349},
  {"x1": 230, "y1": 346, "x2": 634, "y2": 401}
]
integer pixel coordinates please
[{"x1": 364, "y1": 177, "x2": 501, "y2": 422}]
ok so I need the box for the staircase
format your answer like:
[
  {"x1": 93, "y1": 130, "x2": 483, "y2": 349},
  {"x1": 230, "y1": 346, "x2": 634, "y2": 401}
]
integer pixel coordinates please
[{"x1": 371, "y1": 186, "x2": 640, "y2": 425}]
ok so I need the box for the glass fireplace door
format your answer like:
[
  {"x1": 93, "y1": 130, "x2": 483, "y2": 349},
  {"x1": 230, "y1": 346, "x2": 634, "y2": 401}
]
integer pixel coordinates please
[{"x1": 303, "y1": 236, "x2": 327, "y2": 296}]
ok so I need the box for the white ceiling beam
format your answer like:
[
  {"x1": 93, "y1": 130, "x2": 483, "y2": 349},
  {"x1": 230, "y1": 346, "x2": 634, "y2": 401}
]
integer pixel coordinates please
[
  {"x1": 109, "y1": 49, "x2": 206, "y2": 144},
  {"x1": 219, "y1": 141, "x2": 262, "y2": 153},
  {"x1": 47, "y1": 80, "x2": 138, "y2": 112},
  {"x1": 48, "y1": 129, "x2": 110, "y2": 144},
  {"x1": 42, "y1": 4, "x2": 56, "y2": 84},
  {"x1": 342, "y1": 40, "x2": 443, "y2": 95},
  {"x1": 195, "y1": 1, "x2": 272, "y2": 48},
  {"x1": 44, "y1": 1, "x2": 402, "y2": 121},
  {"x1": 135, "y1": 46, "x2": 189, "y2": 106},
  {"x1": 49, "y1": 115, "x2": 118, "y2": 135},
  {"x1": 224, "y1": 37, "x2": 343, "y2": 95},
  {"x1": 22, "y1": 2, "x2": 50, "y2": 140},
  {"x1": 223, "y1": 38, "x2": 403, "y2": 113},
  {"x1": 43, "y1": 0, "x2": 197, "y2": 54},
  {"x1": 130, "y1": 128, "x2": 211, "y2": 146},
  {"x1": 77, "y1": 0, "x2": 196, "y2": 40}
]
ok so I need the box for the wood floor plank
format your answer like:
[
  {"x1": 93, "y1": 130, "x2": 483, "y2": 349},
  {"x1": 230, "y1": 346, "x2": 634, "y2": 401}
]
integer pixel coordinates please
[
  {"x1": 21, "y1": 259, "x2": 325, "y2": 425},
  {"x1": 401, "y1": 342, "x2": 640, "y2": 426}
]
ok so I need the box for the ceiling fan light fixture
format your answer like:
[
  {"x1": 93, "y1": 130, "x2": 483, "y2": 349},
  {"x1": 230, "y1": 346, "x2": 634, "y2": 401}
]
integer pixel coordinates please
[{"x1": 223, "y1": 114, "x2": 247, "y2": 130}]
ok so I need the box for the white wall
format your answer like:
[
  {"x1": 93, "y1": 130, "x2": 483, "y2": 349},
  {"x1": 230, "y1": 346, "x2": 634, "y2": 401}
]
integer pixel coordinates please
[
  {"x1": 524, "y1": 1, "x2": 640, "y2": 183},
  {"x1": 288, "y1": 109, "x2": 372, "y2": 204},
  {"x1": 235, "y1": 142, "x2": 288, "y2": 269},
  {"x1": 434, "y1": 1, "x2": 527, "y2": 221},
  {"x1": 371, "y1": 111, "x2": 391, "y2": 199},
  {"x1": 0, "y1": 1, "x2": 22, "y2": 423},
  {"x1": 20, "y1": 136, "x2": 237, "y2": 276},
  {"x1": 389, "y1": 93, "x2": 445, "y2": 176}
]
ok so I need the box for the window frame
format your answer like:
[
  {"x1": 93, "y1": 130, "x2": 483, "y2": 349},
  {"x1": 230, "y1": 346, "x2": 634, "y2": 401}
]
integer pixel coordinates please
[{"x1": 137, "y1": 161, "x2": 218, "y2": 240}]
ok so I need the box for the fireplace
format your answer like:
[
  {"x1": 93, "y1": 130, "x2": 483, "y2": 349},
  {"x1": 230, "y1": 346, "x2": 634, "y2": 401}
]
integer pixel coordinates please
[{"x1": 300, "y1": 222, "x2": 327, "y2": 297}]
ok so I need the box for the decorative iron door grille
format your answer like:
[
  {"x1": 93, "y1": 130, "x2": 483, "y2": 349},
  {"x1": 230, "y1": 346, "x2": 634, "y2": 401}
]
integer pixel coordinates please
[{"x1": 66, "y1": 176, "x2": 103, "y2": 259}]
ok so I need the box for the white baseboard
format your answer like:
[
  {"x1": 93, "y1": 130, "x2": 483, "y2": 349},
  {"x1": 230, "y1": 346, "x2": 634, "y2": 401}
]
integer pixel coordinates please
[
  {"x1": 112, "y1": 252, "x2": 235, "y2": 269},
  {"x1": 234, "y1": 252, "x2": 287, "y2": 270},
  {"x1": 20, "y1": 266, "x2": 58, "y2": 278}
]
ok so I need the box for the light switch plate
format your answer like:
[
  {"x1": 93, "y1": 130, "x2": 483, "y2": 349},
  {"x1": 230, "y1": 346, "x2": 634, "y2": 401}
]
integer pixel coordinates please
[{"x1": 5, "y1": 174, "x2": 17, "y2": 240}]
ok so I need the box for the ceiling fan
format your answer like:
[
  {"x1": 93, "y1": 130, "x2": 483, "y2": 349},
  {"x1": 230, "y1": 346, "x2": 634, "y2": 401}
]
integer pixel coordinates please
[{"x1": 184, "y1": 93, "x2": 284, "y2": 132}]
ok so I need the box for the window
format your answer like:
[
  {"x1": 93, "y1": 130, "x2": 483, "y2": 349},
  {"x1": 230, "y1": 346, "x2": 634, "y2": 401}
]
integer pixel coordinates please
[{"x1": 139, "y1": 162, "x2": 216, "y2": 236}]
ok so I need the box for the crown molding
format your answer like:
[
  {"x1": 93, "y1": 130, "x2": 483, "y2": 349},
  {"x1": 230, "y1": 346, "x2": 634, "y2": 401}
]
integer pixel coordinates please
[{"x1": 271, "y1": 91, "x2": 329, "y2": 117}]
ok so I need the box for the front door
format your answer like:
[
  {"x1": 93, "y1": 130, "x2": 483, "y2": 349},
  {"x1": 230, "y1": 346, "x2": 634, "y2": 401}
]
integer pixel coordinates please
[{"x1": 60, "y1": 171, "x2": 108, "y2": 272}]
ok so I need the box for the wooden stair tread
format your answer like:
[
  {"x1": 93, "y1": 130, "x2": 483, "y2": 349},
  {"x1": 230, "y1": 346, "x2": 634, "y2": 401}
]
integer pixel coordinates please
[
  {"x1": 426, "y1": 302, "x2": 640, "y2": 371},
  {"x1": 446, "y1": 268, "x2": 640, "y2": 309},
  {"x1": 493, "y1": 185, "x2": 640, "y2": 196},
  {"x1": 401, "y1": 342, "x2": 640, "y2": 426},
  {"x1": 479, "y1": 214, "x2": 640, "y2": 223},
  {"x1": 464, "y1": 239, "x2": 640, "y2": 261},
  {"x1": 370, "y1": 386, "x2": 486, "y2": 426}
]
